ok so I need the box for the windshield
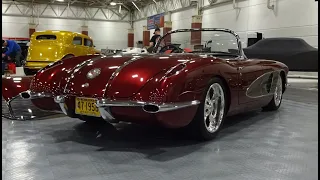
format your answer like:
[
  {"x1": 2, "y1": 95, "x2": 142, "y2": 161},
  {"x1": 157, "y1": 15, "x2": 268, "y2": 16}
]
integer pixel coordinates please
[{"x1": 154, "y1": 29, "x2": 241, "y2": 56}]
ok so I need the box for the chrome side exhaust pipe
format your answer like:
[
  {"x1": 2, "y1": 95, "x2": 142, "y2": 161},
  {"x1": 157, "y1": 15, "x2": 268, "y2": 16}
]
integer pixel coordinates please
[
  {"x1": 19, "y1": 90, "x2": 52, "y2": 100},
  {"x1": 142, "y1": 104, "x2": 160, "y2": 113},
  {"x1": 20, "y1": 91, "x2": 31, "y2": 99}
]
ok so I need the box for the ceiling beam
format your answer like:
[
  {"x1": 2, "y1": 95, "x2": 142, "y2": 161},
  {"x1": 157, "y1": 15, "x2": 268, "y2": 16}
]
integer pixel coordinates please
[{"x1": 2, "y1": 13, "x2": 129, "y2": 22}]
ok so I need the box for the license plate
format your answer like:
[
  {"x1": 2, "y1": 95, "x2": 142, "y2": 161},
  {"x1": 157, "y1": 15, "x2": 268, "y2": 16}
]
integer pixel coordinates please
[{"x1": 75, "y1": 97, "x2": 101, "y2": 117}]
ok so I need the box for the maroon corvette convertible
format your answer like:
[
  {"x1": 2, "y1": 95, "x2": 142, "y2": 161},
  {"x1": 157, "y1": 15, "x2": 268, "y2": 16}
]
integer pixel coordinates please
[{"x1": 2, "y1": 28, "x2": 288, "y2": 140}]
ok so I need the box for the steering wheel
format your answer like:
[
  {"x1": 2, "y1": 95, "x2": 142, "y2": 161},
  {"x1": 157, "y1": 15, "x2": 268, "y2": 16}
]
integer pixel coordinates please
[{"x1": 159, "y1": 44, "x2": 183, "y2": 53}]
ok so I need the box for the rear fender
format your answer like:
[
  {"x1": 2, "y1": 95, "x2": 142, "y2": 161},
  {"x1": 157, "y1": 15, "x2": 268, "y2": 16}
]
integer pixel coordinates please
[
  {"x1": 2, "y1": 76, "x2": 33, "y2": 101},
  {"x1": 133, "y1": 57, "x2": 221, "y2": 103}
]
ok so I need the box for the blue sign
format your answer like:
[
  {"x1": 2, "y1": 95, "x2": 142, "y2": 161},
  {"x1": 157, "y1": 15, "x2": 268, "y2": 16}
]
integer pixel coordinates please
[{"x1": 147, "y1": 13, "x2": 164, "y2": 30}]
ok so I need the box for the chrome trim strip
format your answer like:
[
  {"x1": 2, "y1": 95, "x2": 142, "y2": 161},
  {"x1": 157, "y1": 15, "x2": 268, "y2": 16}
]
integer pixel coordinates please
[
  {"x1": 159, "y1": 62, "x2": 188, "y2": 81},
  {"x1": 96, "y1": 99, "x2": 200, "y2": 120},
  {"x1": 245, "y1": 70, "x2": 281, "y2": 98},
  {"x1": 156, "y1": 100, "x2": 200, "y2": 113},
  {"x1": 63, "y1": 55, "x2": 105, "y2": 93},
  {"x1": 102, "y1": 56, "x2": 145, "y2": 97}
]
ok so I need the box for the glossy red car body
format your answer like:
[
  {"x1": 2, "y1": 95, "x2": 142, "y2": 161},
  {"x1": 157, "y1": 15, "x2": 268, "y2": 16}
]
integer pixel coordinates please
[{"x1": 2, "y1": 29, "x2": 289, "y2": 128}]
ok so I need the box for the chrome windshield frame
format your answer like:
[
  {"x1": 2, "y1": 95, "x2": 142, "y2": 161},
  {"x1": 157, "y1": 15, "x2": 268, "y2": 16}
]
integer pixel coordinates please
[{"x1": 153, "y1": 28, "x2": 247, "y2": 59}]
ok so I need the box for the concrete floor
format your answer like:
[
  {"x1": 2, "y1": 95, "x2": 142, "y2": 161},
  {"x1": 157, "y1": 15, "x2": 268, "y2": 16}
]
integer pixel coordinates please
[{"x1": 2, "y1": 78, "x2": 318, "y2": 180}]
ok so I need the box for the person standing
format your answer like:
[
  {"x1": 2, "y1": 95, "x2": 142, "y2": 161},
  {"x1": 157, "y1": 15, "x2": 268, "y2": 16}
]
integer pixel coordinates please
[
  {"x1": 149, "y1": 28, "x2": 161, "y2": 47},
  {"x1": 2, "y1": 39, "x2": 22, "y2": 67}
]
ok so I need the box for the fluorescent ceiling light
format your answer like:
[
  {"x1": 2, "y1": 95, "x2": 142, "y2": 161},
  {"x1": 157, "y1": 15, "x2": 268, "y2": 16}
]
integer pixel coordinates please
[
  {"x1": 110, "y1": 2, "x2": 117, "y2": 6},
  {"x1": 56, "y1": 0, "x2": 64, "y2": 2},
  {"x1": 132, "y1": 2, "x2": 141, "y2": 12}
]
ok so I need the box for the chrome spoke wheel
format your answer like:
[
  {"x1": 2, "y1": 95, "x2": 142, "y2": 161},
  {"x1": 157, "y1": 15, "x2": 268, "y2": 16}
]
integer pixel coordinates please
[
  {"x1": 274, "y1": 76, "x2": 283, "y2": 106},
  {"x1": 204, "y1": 83, "x2": 225, "y2": 133}
]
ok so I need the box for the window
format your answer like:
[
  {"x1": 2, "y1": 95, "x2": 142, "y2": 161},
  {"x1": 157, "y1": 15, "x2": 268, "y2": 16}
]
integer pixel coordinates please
[
  {"x1": 36, "y1": 35, "x2": 57, "y2": 40},
  {"x1": 84, "y1": 38, "x2": 93, "y2": 47},
  {"x1": 73, "y1": 37, "x2": 82, "y2": 45}
]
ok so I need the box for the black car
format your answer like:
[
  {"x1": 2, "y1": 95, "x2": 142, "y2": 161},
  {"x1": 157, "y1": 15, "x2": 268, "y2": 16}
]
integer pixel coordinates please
[{"x1": 243, "y1": 38, "x2": 318, "y2": 72}]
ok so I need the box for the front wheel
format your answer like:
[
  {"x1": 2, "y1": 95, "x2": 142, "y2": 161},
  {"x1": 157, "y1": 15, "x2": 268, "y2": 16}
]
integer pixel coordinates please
[
  {"x1": 262, "y1": 75, "x2": 283, "y2": 111},
  {"x1": 189, "y1": 77, "x2": 228, "y2": 140}
]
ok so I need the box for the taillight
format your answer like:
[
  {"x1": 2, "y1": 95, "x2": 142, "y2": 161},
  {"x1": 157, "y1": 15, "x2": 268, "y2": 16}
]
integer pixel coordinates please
[{"x1": 165, "y1": 64, "x2": 187, "y2": 78}]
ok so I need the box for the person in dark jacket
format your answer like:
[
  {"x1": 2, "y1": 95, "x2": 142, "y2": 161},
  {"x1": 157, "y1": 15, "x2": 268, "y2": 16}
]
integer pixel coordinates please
[
  {"x1": 147, "y1": 28, "x2": 161, "y2": 53},
  {"x1": 2, "y1": 39, "x2": 22, "y2": 67},
  {"x1": 149, "y1": 28, "x2": 161, "y2": 47}
]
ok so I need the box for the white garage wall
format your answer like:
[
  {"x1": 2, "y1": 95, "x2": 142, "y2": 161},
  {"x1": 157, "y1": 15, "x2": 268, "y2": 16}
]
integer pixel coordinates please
[
  {"x1": 87, "y1": 21, "x2": 129, "y2": 49},
  {"x1": 2, "y1": 16, "x2": 130, "y2": 50},
  {"x1": 3, "y1": 0, "x2": 318, "y2": 49},
  {"x1": 133, "y1": 0, "x2": 318, "y2": 48},
  {"x1": 2, "y1": 16, "x2": 30, "y2": 38},
  {"x1": 202, "y1": 0, "x2": 318, "y2": 47},
  {"x1": 133, "y1": 19, "x2": 146, "y2": 43},
  {"x1": 171, "y1": 9, "x2": 195, "y2": 30}
]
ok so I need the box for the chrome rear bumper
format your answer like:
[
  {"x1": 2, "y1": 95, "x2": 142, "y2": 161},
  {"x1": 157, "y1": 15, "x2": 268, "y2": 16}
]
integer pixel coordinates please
[
  {"x1": 54, "y1": 95, "x2": 200, "y2": 121},
  {"x1": 95, "y1": 99, "x2": 200, "y2": 120},
  {"x1": 12, "y1": 92, "x2": 200, "y2": 121}
]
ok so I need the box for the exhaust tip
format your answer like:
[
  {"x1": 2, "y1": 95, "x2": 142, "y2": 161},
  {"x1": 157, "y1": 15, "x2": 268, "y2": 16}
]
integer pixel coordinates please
[
  {"x1": 143, "y1": 104, "x2": 160, "y2": 113},
  {"x1": 20, "y1": 92, "x2": 31, "y2": 99}
]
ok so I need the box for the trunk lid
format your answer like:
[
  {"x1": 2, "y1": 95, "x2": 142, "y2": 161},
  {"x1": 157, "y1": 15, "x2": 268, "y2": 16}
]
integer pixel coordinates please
[
  {"x1": 64, "y1": 55, "x2": 132, "y2": 98},
  {"x1": 65, "y1": 54, "x2": 196, "y2": 98},
  {"x1": 106, "y1": 54, "x2": 194, "y2": 98}
]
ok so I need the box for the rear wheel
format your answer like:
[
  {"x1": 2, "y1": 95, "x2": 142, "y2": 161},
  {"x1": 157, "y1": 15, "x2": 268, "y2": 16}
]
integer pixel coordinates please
[
  {"x1": 189, "y1": 77, "x2": 228, "y2": 140},
  {"x1": 262, "y1": 75, "x2": 283, "y2": 111}
]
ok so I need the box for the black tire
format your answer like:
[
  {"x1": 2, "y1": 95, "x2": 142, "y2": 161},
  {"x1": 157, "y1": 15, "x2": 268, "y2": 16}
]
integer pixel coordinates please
[
  {"x1": 262, "y1": 76, "x2": 283, "y2": 111},
  {"x1": 188, "y1": 77, "x2": 228, "y2": 141}
]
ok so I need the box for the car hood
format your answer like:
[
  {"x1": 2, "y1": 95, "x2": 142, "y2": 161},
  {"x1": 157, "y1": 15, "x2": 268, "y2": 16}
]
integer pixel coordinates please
[{"x1": 61, "y1": 54, "x2": 196, "y2": 98}]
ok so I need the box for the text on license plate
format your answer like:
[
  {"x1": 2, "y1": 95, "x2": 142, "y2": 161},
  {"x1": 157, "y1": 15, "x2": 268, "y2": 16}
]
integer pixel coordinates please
[{"x1": 75, "y1": 97, "x2": 101, "y2": 117}]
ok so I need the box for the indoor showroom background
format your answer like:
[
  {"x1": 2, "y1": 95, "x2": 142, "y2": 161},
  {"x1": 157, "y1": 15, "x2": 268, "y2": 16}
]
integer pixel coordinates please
[
  {"x1": 2, "y1": 0, "x2": 318, "y2": 50},
  {"x1": 1, "y1": 0, "x2": 318, "y2": 180}
]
